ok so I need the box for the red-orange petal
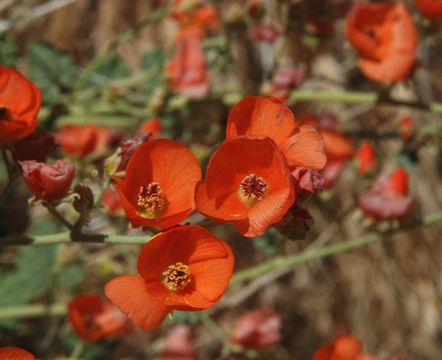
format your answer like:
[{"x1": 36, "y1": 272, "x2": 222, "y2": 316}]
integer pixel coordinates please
[
  {"x1": 0, "y1": 347, "x2": 36, "y2": 360},
  {"x1": 321, "y1": 129, "x2": 355, "y2": 161},
  {"x1": 226, "y1": 96, "x2": 297, "y2": 146},
  {"x1": 105, "y1": 275, "x2": 169, "y2": 331},
  {"x1": 281, "y1": 125, "x2": 326, "y2": 170}
]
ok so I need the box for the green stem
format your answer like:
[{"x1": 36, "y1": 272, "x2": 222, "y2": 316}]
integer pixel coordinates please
[
  {"x1": 70, "y1": 340, "x2": 85, "y2": 359},
  {"x1": 231, "y1": 210, "x2": 442, "y2": 285},
  {"x1": 289, "y1": 90, "x2": 442, "y2": 113},
  {"x1": 0, "y1": 303, "x2": 66, "y2": 319}
]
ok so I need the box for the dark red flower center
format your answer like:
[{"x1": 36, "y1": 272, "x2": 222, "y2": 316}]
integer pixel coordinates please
[
  {"x1": 137, "y1": 182, "x2": 168, "y2": 218},
  {"x1": 0, "y1": 106, "x2": 11, "y2": 121},
  {"x1": 162, "y1": 262, "x2": 192, "y2": 292},
  {"x1": 239, "y1": 173, "x2": 268, "y2": 205}
]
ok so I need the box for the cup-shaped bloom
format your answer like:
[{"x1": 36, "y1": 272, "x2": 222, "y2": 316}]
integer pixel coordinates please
[
  {"x1": 0, "y1": 66, "x2": 41, "y2": 142},
  {"x1": 56, "y1": 124, "x2": 109, "y2": 158},
  {"x1": 113, "y1": 139, "x2": 201, "y2": 229},
  {"x1": 105, "y1": 225, "x2": 234, "y2": 331},
  {"x1": 195, "y1": 137, "x2": 295, "y2": 237},
  {"x1": 346, "y1": 3, "x2": 417, "y2": 83},
  {"x1": 359, "y1": 168, "x2": 414, "y2": 220},
  {"x1": 0, "y1": 347, "x2": 36, "y2": 360},
  {"x1": 314, "y1": 335, "x2": 376, "y2": 360},
  {"x1": 226, "y1": 96, "x2": 326, "y2": 171},
  {"x1": 68, "y1": 294, "x2": 132, "y2": 341},
  {"x1": 231, "y1": 309, "x2": 282, "y2": 349},
  {"x1": 160, "y1": 325, "x2": 197, "y2": 360},
  {"x1": 167, "y1": 27, "x2": 210, "y2": 99},
  {"x1": 20, "y1": 160, "x2": 75, "y2": 201},
  {"x1": 415, "y1": 0, "x2": 442, "y2": 19},
  {"x1": 356, "y1": 141, "x2": 376, "y2": 175}
]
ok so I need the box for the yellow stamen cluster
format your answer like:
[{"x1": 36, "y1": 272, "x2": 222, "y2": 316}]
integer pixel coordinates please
[
  {"x1": 137, "y1": 182, "x2": 167, "y2": 218},
  {"x1": 239, "y1": 173, "x2": 268, "y2": 206},
  {"x1": 162, "y1": 262, "x2": 192, "y2": 292}
]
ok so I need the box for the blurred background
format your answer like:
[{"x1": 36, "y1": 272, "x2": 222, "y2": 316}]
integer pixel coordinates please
[{"x1": 0, "y1": 0, "x2": 442, "y2": 359}]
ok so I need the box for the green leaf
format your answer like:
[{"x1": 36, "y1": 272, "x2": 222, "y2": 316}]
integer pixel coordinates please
[
  {"x1": 27, "y1": 43, "x2": 77, "y2": 104},
  {"x1": 0, "y1": 34, "x2": 17, "y2": 66}
]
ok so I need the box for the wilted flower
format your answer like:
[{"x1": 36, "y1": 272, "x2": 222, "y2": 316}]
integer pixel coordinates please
[
  {"x1": 20, "y1": 160, "x2": 75, "y2": 202},
  {"x1": 0, "y1": 347, "x2": 36, "y2": 360},
  {"x1": 160, "y1": 324, "x2": 197, "y2": 360},
  {"x1": 105, "y1": 225, "x2": 234, "y2": 331},
  {"x1": 275, "y1": 206, "x2": 314, "y2": 241},
  {"x1": 314, "y1": 335, "x2": 376, "y2": 360},
  {"x1": 117, "y1": 132, "x2": 151, "y2": 171},
  {"x1": 12, "y1": 131, "x2": 56, "y2": 162},
  {"x1": 195, "y1": 137, "x2": 295, "y2": 237},
  {"x1": 251, "y1": 24, "x2": 281, "y2": 43},
  {"x1": 0, "y1": 66, "x2": 41, "y2": 142},
  {"x1": 113, "y1": 139, "x2": 201, "y2": 229},
  {"x1": 231, "y1": 309, "x2": 282, "y2": 349},
  {"x1": 56, "y1": 124, "x2": 110, "y2": 158},
  {"x1": 356, "y1": 141, "x2": 376, "y2": 175},
  {"x1": 68, "y1": 294, "x2": 132, "y2": 341},
  {"x1": 346, "y1": 3, "x2": 417, "y2": 83},
  {"x1": 271, "y1": 67, "x2": 305, "y2": 93},
  {"x1": 358, "y1": 168, "x2": 414, "y2": 220}
]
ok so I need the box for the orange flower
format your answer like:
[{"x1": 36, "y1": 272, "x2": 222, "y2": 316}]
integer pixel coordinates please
[
  {"x1": 226, "y1": 96, "x2": 326, "y2": 171},
  {"x1": 231, "y1": 309, "x2": 282, "y2": 349},
  {"x1": 171, "y1": 0, "x2": 219, "y2": 32},
  {"x1": 195, "y1": 137, "x2": 295, "y2": 237},
  {"x1": 167, "y1": 27, "x2": 210, "y2": 99},
  {"x1": 113, "y1": 139, "x2": 201, "y2": 229},
  {"x1": 0, "y1": 347, "x2": 36, "y2": 360},
  {"x1": 356, "y1": 141, "x2": 376, "y2": 175},
  {"x1": 415, "y1": 0, "x2": 442, "y2": 19},
  {"x1": 0, "y1": 66, "x2": 41, "y2": 142},
  {"x1": 102, "y1": 186, "x2": 124, "y2": 216},
  {"x1": 140, "y1": 118, "x2": 161, "y2": 138},
  {"x1": 160, "y1": 325, "x2": 197, "y2": 360},
  {"x1": 358, "y1": 168, "x2": 414, "y2": 220},
  {"x1": 399, "y1": 116, "x2": 414, "y2": 140},
  {"x1": 105, "y1": 225, "x2": 234, "y2": 331},
  {"x1": 68, "y1": 294, "x2": 132, "y2": 341},
  {"x1": 56, "y1": 124, "x2": 109, "y2": 158},
  {"x1": 314, "y1": 335, "x2": 376, "y2": 360},
  {"x1": 346, "y1": 3, "x2": 417, "y2": 83}
]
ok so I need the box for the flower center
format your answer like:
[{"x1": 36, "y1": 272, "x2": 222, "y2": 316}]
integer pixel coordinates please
[
  {"x1": 137, "y1": 182, "x2": 168, "y2": 218},
  {"x1": 239, "y1": 173, "x2": 268, "y2": 205},
  {"x1": 0, "y1": 106, "x2": 11, "y2": 121},
  {"x1": 162, "y1": 262, "x2": 192, "y2": 292}
]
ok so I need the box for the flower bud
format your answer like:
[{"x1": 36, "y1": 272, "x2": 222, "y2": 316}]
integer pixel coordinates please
[
  {"x1": 20, "y1": 160, "x2": 75, "y2": 201},
  {"x1": 117, "y1": 133, "x2": 151, "y2": 171}
]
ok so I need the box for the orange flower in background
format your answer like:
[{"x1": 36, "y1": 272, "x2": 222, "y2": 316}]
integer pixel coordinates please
[
  {"x1": 400, "y1": 116, "x2": 415, "y2": 140},
  {"x1": 299, "y1": 115, "x2": 355, "y2": 189},
  {"x1": 226, "y1": 96, "x2": 326, "y2": 171},
  {"x1": 167, "y1": 27, "x2": 210, "y2": 99},
  {"x1": 102, "y1": 186, "x2": 124, "y2": 216},
  {"x1": 171, "y1": 0, "x2": 219, "y2": 32},
  {"x1": 415, "y1": 0, "x2": 442, "y2": 19},
  {"x1": 356, "y1": 141, "x2": 376, "y2": 175},
  {"x1": 314, "y1": 335, "x2": 376, "y2": 360},
  {"x1": 0, "y1": 66, "x2": 41, "y2": 142},
  {"x1": 231, "y1": 309, "x2": 282, "y2": 349},
  {"x1": 358, "y1": 168, "x2": 414, "y2": 220},
  {"x1": 113, "y1": 139, "x2": 201, "y2": 229},
  {"x1": 346, "y1": 3, "x2": 417, "y2": 83},
  {"x1": 105, "y1": 225, "x2": 234, "y2": 331},
  {"x1": 56, "y1": 124, "x2": 109, "y2": 158},
  {"x1": 140, "y1": 118, "x2": 161, "y2": 138},
  {"x1": 0, "y1": 347, "x2": 36, "y2": 360},
  {"x1": 68, "y1": 294, "x2": 132, "y2": 341},
  {"x1": 160, "y1": 324, "x2": 197, "y2": 360},
  {"x1": 195, "y1": 137, "x2": 295, "y2": 237}
]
